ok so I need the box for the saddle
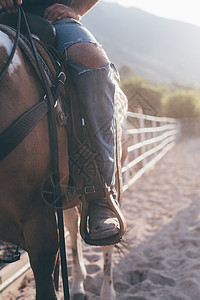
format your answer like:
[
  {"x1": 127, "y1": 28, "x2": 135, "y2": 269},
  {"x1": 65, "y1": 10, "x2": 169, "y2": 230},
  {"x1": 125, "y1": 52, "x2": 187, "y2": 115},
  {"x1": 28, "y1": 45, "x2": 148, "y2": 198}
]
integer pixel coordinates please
[
  {"x1": 0, "y1": 13, "x2": 126, "y2": 246},
  {"x1": 0, "y1": 12, "x2": 57, "y2": 46}
]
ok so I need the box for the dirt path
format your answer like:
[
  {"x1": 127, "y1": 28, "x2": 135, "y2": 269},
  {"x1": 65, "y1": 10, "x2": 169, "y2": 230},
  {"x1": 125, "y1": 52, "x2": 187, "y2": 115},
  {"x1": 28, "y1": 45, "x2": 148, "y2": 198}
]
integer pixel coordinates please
[{"x1": 1, "y1": 136, "x2": 200, "y2": 300}]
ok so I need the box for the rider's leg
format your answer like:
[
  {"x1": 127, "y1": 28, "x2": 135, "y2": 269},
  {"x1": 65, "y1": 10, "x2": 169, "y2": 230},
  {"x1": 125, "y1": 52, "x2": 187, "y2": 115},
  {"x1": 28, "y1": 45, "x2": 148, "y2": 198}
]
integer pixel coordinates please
[
  {"x1": 66, "y1": 52, "x2": 117, "y2": 188},
  {"x1": 54, "y1": 18, "x2": 121, "y2": 240}
]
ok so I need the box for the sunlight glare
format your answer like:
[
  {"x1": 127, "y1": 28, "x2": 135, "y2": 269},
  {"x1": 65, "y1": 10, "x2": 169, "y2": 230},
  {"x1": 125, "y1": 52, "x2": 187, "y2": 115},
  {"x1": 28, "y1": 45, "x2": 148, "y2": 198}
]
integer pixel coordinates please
[{"x1": 103, "y1": 0, "x2": 200, "y2": 27}]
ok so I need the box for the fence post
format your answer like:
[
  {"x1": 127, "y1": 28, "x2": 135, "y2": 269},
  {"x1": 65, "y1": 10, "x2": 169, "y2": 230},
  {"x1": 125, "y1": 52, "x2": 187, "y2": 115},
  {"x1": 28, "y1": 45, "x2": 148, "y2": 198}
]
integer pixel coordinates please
[
  {"x1": 139, "y1": 118, "x2": 146, "y2": 167},
  {"x1": 123, "y1": 154, "x2": 129, "y2": 186},
  {"x1": 152, "y1": 120, "x2": 157, "y2": 157},
  {"x1": 124, "y1": 112, "x2": 179, "y2": 191}
]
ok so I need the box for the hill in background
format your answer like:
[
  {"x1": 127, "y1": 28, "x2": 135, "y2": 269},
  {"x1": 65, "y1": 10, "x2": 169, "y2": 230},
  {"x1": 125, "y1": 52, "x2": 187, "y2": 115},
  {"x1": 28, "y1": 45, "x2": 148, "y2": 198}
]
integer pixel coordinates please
[{"x1": 83, "y1": 2, "x2": 200, "y2": 87}]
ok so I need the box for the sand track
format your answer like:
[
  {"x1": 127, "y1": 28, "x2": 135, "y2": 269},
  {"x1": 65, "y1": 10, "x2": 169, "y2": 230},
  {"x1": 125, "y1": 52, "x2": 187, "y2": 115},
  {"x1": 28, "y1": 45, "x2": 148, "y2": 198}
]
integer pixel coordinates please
[{"x1": 2, "y1": 136, "x2": 200, "y2": 300}]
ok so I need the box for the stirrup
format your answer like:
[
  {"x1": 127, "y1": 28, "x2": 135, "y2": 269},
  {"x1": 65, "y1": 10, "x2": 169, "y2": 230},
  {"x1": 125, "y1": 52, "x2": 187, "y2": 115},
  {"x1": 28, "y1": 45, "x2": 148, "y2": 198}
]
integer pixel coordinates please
[{"x1": 80, "y1": 184, "x2": 126, "y2": 246}]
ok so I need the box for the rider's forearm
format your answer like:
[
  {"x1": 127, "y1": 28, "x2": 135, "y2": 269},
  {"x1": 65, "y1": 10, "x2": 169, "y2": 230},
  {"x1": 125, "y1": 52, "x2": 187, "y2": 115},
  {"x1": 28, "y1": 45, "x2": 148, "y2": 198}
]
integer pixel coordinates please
[{"x1": 70, "y1": 0, "x2": 99, "y2": 17}]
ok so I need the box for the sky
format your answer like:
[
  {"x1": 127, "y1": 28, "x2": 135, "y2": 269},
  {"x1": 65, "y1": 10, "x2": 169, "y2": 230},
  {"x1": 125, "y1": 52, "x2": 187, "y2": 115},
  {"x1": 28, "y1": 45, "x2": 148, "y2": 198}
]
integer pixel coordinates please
[{"x1": 103, "y1": 0, "x2": 200, "y2": 27}]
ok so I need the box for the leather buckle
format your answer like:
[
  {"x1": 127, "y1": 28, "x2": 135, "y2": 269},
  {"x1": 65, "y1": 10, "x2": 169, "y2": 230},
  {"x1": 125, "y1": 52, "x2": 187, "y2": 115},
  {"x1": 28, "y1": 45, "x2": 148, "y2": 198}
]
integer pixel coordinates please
[
  {"x1": 84, "y1": 186, "x2": 96, "y2": 194},
  {"x1": 57, "y1": 71, "x2": 66, "y2": 85}
]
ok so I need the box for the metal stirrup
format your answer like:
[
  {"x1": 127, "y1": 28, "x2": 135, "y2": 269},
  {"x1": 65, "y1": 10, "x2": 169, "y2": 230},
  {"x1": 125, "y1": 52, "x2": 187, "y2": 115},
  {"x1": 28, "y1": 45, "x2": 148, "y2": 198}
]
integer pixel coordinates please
[{"x1": 80, "y1": 183, "x2": 127, "y2": 246}]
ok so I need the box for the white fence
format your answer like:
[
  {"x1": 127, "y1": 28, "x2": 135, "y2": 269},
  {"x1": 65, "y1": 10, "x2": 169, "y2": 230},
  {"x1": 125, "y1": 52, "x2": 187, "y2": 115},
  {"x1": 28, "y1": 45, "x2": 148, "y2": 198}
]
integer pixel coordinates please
[{"x1": 122, "y1": 112, "x2": 180, "y2": 192}]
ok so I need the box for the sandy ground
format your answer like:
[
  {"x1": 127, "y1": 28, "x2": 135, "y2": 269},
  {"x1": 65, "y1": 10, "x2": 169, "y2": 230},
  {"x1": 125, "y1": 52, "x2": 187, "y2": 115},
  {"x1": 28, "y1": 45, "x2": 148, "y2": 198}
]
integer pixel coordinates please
[{"x1": 1, "y1": 136, "x2": 200, "y2": 300}]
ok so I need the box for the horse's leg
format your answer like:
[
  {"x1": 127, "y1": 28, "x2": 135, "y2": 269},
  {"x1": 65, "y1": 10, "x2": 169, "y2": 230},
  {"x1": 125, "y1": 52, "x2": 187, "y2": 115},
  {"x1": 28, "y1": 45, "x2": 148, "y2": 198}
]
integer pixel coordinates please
[
  {"x1": 64, "y1": 207, "x2": 86, "y2": 299},
  {"x1": 0, "y1": 212, "x2": 24, "y2": 245},
  {"x1": 23, "y1": 196, "x2": 59, "y2": 300},
  {"x1": 101, "y1": 245, "x2": 116, "y2": 300}
]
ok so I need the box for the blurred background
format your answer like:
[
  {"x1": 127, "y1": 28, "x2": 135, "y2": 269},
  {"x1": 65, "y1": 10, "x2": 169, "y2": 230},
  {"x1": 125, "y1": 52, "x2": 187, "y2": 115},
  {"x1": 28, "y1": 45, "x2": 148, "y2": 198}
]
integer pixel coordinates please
[{"x1": 83, "y1": 0, "x2": 200, "y2": 134}]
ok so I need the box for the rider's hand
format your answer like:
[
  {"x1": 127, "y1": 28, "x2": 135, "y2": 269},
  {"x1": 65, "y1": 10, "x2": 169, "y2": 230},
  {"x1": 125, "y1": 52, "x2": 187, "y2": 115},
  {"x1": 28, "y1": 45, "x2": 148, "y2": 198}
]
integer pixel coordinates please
[
  {"x1": 44, "y1": 3, "x2": 81, "y2": 24},
  {"x1": 0, "y1": 0, "x2": 22, "y2": 13}
]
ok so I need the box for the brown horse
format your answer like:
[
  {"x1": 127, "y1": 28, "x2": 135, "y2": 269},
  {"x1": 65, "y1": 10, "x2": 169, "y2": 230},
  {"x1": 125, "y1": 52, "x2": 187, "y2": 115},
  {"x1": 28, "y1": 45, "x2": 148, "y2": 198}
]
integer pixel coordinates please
[
  {"x1": 0, "y1": 28, "x2": 69, "y2": 300},
  {"x1": 0, "y1": 25, "x2": 127, "y2": 299}
]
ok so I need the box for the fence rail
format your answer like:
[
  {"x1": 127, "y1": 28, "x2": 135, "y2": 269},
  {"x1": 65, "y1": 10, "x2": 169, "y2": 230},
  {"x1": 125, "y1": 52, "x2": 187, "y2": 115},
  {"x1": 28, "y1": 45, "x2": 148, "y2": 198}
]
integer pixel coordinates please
[
  {"x1": 0, "y1": 111, "x2": 180, "y2": 295},
  {"x1": 123, "y1": 112, "x2": 180, "y2": 192}
]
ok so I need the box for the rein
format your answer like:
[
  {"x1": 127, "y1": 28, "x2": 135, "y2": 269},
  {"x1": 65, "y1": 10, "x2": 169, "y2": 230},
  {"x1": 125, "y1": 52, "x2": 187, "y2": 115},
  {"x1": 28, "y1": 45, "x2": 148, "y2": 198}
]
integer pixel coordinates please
[
  {"x1": 0, "y1": 5, "x2": 70, "y2": 300},
  {"x1": 0, "y1": 6, "x2": 21, "y2": 81}
]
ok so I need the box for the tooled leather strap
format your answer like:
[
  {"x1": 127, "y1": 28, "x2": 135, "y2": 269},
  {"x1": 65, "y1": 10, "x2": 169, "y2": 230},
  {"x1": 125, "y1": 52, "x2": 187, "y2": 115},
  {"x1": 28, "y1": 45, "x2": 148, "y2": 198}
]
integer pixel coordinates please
[{"x1": 0, "y1": 72, "x2": 65, "y2": 161}]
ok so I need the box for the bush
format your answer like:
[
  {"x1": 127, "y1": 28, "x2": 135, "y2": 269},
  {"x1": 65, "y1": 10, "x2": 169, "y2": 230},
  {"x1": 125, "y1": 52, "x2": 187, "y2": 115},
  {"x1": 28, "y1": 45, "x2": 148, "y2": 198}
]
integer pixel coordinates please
[
  {"x1": 120, "y1": 77, "x2": 162, "y2": 116},
  {"x1": 119, "y1": 65, "x2": 200, "y2": 119},
  {"x1": 163, "y1": 90, "x2": 200, "y2": 118}
]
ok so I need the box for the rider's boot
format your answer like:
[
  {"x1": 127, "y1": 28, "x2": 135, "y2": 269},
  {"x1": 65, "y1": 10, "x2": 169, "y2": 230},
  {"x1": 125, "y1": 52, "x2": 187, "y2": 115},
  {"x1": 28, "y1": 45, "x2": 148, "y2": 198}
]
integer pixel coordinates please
[
  {"x1": 67, "y1": 60, "x2": 126, "y2": 244},
  {"x1": 88, "y1": 195, "x2": 119, "y2": 240}
]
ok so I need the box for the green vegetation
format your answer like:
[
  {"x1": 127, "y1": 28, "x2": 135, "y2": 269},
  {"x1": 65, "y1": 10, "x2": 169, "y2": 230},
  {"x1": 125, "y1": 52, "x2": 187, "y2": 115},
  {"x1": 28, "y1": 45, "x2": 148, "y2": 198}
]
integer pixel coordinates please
[
  {"x1": 162, "y1": 90, "x2": 200, "y2": 119},
  {"x1": 119, "y1": 66, "x2": 200, "y2": 119}
]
